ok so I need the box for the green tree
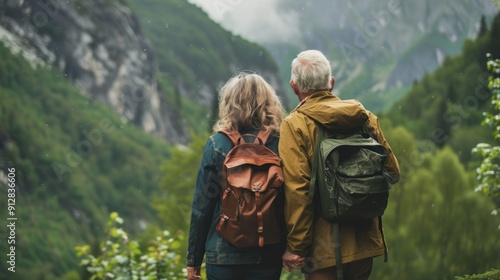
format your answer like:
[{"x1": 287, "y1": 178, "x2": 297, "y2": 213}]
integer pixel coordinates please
[
  {"x1": 478, "y1": 15, "x2": 488, "y2": 38},
  {"x1": 490, "y1": 13, "x2": 500, "y2": 58},
  {"x1": 373, "y1": 147, "x2": 500, "y2": 280},
  {"x1": 473, "y1": 54, "x2": 500, "y2": 224},
  {"x1": 153, "y1": 131, "x2": 209, "y2": 232}
]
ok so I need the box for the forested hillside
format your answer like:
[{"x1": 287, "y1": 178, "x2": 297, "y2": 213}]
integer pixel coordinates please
[
  {"x1": 365, "y1": 13, "x2": 500, "y2": 278},
  {"x1": 387, "y1": 11, "x2": 500, "y2": 164},
  {"x1": 0, "y1": 43, "x2": 171, "y2": 278},
  {"x1": 0, "y1": 0, "x2": 286, "y2": 141},
  {"x1": 128, "y1": 0, "x2": 288, "y2": 124}
]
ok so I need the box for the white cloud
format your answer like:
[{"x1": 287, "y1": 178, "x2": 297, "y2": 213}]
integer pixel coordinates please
[{"x1": 188, "y1": 0, "x2": 300, "y2": 44}]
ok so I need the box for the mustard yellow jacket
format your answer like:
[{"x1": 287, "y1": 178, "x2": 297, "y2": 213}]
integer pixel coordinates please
[{"x1": 279, "y1": 91, "x2": 400, "y2": 272}]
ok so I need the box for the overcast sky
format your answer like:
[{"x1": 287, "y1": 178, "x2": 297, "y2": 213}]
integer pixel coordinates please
[{"x1": 188, "y1": 0, "x2": 300, "y2": 44}]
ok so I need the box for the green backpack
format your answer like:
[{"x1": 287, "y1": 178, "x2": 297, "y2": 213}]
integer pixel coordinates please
[{"x1": 309, "y1": 121, "x2": 391, "y2": 280}]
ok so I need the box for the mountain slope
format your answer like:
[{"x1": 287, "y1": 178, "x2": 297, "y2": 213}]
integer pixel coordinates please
[
  {"x1": 238, "y1": 0, "x2": 499, "y2": 111},
  {"x1": 0, "y1": 43, "x2": 172, "y2": 278},
  {"x1": 0, "y1": 0, "x2": 286, "y2": 142},
  {"x1": 386, "y1": 11, "x2": 500, "y2": 163},
  {"x1": 129, "y1": 0, "x2": 288, "y2": 124},
  {"x1": 0, "y1": 0, "x2": 189, "y2": 142}
]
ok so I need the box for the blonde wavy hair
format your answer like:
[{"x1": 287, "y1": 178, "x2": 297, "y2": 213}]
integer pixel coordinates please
[{"x1": 212, "y1": 73, "x2": 284, "y2": 134}]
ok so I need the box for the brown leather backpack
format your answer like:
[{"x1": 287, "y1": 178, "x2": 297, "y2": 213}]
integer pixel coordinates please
[{"x1": 216, "y1": 129, "x2": 284, "y2": 248}]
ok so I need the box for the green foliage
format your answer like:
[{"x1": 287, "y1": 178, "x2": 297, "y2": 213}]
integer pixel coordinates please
[
  {"x1": 472, "y1": 55, "x2": 500, "y2": 220},
  {"x1": 152, "y1": 131, "x2": 209, "y2": 259},
  {"x1": 490, "y1": 11, "x2": 500, "y2": 59},
  {"x1": 456, "y1": 269, "x2": 500, "y2": 280},
  {"x1": 128, "y1": 0, "x2": 280, "y2": 131},
  {"x1": 75, "y1": 212, "x2": 185, "y2": 279},
  {"x1": 0, "y1": 43, "x2": 169, "y2": 279},
  {"x1": 280, "y1": 269, "x2": 304, "y2": 280},
  {"x1": 153, "y1": 131, "x2": 208, "y2": 230},
  {"x1": 478, "y1": 16, "x2": 489, "y2": 38},
  {"x1": 386, "y1": 11, "x2": 500, "y2": 163},
  {"x1": 371, "y1": 125, "x2": 500, "y2": 280},
  {"x1": 376, "y1": 11, "x2": 500, "y2": 278}
]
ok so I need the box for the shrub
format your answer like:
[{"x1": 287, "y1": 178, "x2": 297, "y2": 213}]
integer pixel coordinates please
[{"x1": 75, "y1": 212, "x2": 185, "y2": 279}]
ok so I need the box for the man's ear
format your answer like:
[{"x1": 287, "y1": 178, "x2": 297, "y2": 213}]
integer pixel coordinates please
[
  {"x1": 329, "y1": 76, "x2": 336, "y2": 91},
  {"x1": 290, "y1": 80, "x2": 301, "y2": 96}
]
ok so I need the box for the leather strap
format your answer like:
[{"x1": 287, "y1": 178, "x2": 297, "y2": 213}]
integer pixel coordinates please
[
  {"x1": 255, "y1": 192, "x2": 265, "y2": 247},
  {"x1": 379, "y1": 216, "x2": 388, "y2": 262},
  {"x1": 220, "y1": 130, "x2": 241, "y2": 146},
  {"x1": 220, "y1": 129, "x2": 272, "y2": 146},
  {"x1": 255, "y1": 129, "x2": 272, "y2": 145}
]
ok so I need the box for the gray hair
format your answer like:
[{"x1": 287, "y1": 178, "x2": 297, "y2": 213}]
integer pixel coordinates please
[{"x1": 291, "y1": 50, "x2": 332, "y2": 94}]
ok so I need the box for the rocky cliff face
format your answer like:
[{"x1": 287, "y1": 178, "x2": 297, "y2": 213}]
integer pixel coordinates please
[
  {"x1": 383, "y1": 0, "x2": 497, "y2": 87},
  {"x1": 0, "y1": 0, "x2": 187, "y2": 143}
]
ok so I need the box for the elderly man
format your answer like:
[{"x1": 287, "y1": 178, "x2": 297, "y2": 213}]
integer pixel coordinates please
[{"x1": 279, "y1": 50, "x2": 400, "y2": 280}]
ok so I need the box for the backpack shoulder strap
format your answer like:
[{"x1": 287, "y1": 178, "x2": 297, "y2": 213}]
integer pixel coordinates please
[
  {"x1": 219, "y1": 130, "x2": 242, "y2": 146},
  {"x1": 255, "y1": 129, "x2": 272, "y2": 145},
  {"x1": 359, "y1": 120, "x2": 373, "y2": 137},
  {"x1": 309, "y1": 121, "x2": 326, "y2": 200},
  {"x1": 220, "y1": 130, "x2": 272, "y2": 145}
]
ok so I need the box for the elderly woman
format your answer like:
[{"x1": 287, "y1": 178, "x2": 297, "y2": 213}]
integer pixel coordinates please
[{"x1": 186, "y1": 73, "x2": 286, "y2": 280}]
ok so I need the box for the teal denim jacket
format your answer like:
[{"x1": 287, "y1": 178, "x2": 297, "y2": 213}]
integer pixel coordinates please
[{"x1": 186, "y1": 129, "x2": 286, "y2": 267}]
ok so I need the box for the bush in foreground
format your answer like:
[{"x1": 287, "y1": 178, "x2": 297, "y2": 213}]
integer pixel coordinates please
[{"x1": 75, "y1": 212, "x2": 185, "y2": 279}]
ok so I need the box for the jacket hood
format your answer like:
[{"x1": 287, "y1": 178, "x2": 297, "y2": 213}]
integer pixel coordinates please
[{"x1": 296, "y1": 91, "x2": 368, "y2": 130}]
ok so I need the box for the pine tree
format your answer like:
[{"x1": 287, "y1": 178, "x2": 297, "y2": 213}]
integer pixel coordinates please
[
  {"x1": 435, "y1": 95, "x2": 450, "y2": 148},
  {"x1": 478, "y1": 15, "x2": 488, "y2": 38},
  {"x1": 489, "y1": 12, "x2": 500, "y2": 58}
]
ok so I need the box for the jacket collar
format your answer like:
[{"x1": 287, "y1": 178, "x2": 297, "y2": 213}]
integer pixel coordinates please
[
  {"x1": 294, "y1": 90, "x2": 335, "y2": 111},
  {"x1": 294, "y1": 91, "x2": 369, "y2": 130}
]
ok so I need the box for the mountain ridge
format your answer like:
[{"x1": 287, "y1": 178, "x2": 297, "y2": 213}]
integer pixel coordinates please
[
  {"x1": 0, "y1": 0, "x2": 286, "y2": 143},
  {"x1": 0, "y1": 0, "x2": 191, "y2": 142},
  {"x1": 209, "y1": 0, "x2": 498, "y2": 111}
]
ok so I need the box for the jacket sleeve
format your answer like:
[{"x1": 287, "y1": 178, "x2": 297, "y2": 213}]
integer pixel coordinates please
[
  {"x1": 367, "y1": 112, "x2": 401, "y2": 184},
  {"x1": 279, "y1": 118, "x2": 315, "y2": 257},
  {"x1": 186, "y1": 138, "x2": 219, "y2": 267}
]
